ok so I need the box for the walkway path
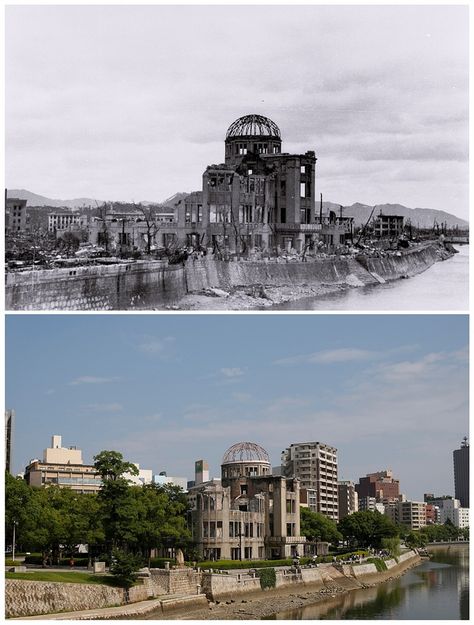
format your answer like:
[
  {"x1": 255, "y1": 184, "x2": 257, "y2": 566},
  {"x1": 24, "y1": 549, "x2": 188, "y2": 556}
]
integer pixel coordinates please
[{"x1": 12, "y1": 594, "x2": 207, "y2": 620}]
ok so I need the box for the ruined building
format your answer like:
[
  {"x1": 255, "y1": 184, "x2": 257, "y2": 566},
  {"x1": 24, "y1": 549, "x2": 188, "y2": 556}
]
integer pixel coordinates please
[
  {"x1": 175, "y1": 114, "x2": 351, "y2": 255},
  {"x1": 188, "y1": 442, "x2": 306, "y2": 561}
]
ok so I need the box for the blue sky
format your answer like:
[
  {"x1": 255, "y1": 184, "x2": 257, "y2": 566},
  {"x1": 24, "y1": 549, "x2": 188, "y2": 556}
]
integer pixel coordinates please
[{"x1": 5, "y1": 314, "x2": 468, "y2": 501}]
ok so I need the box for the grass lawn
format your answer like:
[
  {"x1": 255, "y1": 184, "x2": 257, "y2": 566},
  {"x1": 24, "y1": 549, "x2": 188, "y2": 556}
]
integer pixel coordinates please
[{"x1": 5, "y1": 571, "x2": 119, "y2": 587}]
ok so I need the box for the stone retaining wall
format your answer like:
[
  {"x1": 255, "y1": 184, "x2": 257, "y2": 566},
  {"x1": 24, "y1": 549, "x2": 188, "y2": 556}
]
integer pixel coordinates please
[
  {"x1": 5, "y1": 580, "x2": 126, "y2": 618},
  {"x1": 6, "y1": 553, "x2": 420, "y2": 617},
  {"x1": 150, "y1": 568, "x2": 202, "y2": 595},
  {"x1": 6, "y1": 243, "x2": 446, "y2": 311},
  {"x1": 5, "y1": 261, "x2": 186, "y2": 310}
]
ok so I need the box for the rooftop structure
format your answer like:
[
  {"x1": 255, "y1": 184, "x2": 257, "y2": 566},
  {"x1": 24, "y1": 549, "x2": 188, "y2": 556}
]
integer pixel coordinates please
[{"x1": 189, "y1": 441, "x2": 307, "y2": 561}]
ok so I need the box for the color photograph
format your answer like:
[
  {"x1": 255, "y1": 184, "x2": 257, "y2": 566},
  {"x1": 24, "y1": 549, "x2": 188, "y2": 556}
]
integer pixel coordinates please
[{"x1": 5, "y1": 314, "x2": 469, "y2": 619}]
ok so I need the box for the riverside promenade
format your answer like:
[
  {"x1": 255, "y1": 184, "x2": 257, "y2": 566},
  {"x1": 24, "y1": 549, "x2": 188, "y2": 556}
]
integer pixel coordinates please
[{"x1": 7, "y1": 551, "x2": 421, "y2": 620}]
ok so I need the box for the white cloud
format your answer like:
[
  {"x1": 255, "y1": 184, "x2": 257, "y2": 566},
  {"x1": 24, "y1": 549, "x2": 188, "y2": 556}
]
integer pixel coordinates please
[
  {"x1": 85, "y1": 402, "x2": 123, "y2": 413},
  {"x1": 275, "y1": 348, "x2": 378, "y2": 366},
  {"x1": 137, "y1": 335, "x2": 175, "y2": 354},
  {"x1": 69, "y1": 376, "x2": 119, "y2": 386},
  {"x1": 220, "y1": 367, "x2": 244, "y2": 378}
]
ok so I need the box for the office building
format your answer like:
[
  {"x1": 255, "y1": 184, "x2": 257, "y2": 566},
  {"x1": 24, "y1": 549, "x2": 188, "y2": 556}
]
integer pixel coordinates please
[
  {"x1": 281, "y1": 441, "x2": 338, "y2": 520},
  {"x1": 453, "y1": 437, "x2": 469, "y2": 507},
  {"x1": 338, "y1": 480, "x2": 358, "y2": 519},
  {"x1": 24, "y1": 435, "x2": 102, "y2": 493}
]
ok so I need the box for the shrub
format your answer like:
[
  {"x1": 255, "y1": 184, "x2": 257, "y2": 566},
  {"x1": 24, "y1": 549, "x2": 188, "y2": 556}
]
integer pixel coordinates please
[
  {"x1": 257, "y1": 567, "x2": 276, "y2": 589},
  {"x1": 5, "y1": 559, "x2": 22, "y2": 567},
  {"x1": 365, "y1": 557, "x2": 387, "y2": 572},
  {"x1": 24, "y1": 555, "x2": 43, "y2": 565},
  {"x1": 188, "y1": 558, "x2": 294, "y2": 570},
  {"x1": 109, "y1": 550, "x2": 144, "y2": 589}
]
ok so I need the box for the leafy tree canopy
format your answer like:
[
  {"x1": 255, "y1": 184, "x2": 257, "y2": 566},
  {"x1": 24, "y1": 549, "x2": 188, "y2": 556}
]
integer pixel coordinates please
[
  {"x1": 337, "y1": 510, "x2": 399, "y2": 548},
  {"x1": 300, "y1": 507, "x2": 342, "y2": 544}
]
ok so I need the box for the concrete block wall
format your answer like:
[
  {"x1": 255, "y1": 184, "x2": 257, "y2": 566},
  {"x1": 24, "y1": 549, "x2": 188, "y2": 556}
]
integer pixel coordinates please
[
  {"x1": 361, "y1": 245, "x2": 440, "y2": 281},
  {"x1": 185, "y1": 257, "x2": 380, "y2": 293},
  {"x1": 201, "y1": 572, "x2": 260, "y2": 601},
  {"x1": 352, "y1": 563, "x2": 378, "y2": 578},
  {"x1": 5, "y1": 261, "x2": 186, "y2": 310},
  {"x1": 6, "y1": 245, "x2": 441, "y2": 311}
]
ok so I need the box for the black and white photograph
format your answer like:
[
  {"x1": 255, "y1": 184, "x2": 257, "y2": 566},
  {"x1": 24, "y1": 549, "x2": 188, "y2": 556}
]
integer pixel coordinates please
[{"x1": 5, "y1": 4, "x2": 469, "y2": 311}]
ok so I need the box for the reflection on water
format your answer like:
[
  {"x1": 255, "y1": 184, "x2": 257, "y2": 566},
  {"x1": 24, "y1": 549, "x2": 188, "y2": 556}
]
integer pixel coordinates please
[
  {"x1": 271, "y1": 547, "x2": 469, "y2": 620},
  {"x1": 270, "y1": 245, "x2": 469, "y2": 311}
]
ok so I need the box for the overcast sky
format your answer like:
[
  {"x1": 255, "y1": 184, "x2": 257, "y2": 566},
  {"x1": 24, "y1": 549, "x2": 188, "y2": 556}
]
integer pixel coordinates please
[
  {"x1": 6, "y1": 314, "x2": 468, "y2": 502},
  {"x1": 5, "y1": 5, "x2": 469, "y2": 218}
]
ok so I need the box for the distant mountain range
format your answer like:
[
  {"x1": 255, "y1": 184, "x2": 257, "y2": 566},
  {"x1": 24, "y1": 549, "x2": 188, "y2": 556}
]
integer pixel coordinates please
[
  {"x1": 7, "y1": 189, "x2": 468, "y2": 229},
  {"x1": 322, "y1": 201, "x2": 469, "y2": 229}
]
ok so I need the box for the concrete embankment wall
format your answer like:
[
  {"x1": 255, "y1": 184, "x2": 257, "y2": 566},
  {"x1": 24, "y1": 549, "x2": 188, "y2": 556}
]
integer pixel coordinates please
[
  {"x1": 5, "y1": 244, "x2": 444, "y2": 310},
  {"x1": 184, "y1": 256, "x2": 378, "y2": 292},
  {"x1": 201, "y1": 551, "x2": 420, "y2": 601},
  {"x1": 5, "y1": 261, "x2": 186, "y2": 311},
  {"x1": 357, "y1": 244, "x2": 441, "y2": 281},
  {"x1": 6, "y1": 553, "x2": 420, "y2": 617}
]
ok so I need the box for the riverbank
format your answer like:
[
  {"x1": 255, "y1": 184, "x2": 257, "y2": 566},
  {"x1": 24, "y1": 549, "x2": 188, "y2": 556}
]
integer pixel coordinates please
[
  {"x1": 172, "y1": 240, "x2": 455, "y2": 311},
  {"x1": 6, "y1": 553, "x2": 421, "y2": 620},
  {"x1": 6, "y1": 239, "x2": 454, "y2": 311},
  {"x1": 147, "y1": 555, "x2": 423, "y2": 620}
]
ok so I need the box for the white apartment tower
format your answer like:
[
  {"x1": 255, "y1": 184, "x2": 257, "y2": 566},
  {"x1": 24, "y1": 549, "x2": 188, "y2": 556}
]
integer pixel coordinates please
[{"x1": 281, "y1": 441, "x2": 338, "y2": 521}]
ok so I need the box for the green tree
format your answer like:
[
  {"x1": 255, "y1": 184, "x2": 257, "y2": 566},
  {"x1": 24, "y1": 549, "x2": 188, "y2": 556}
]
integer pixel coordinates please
[
  {"x1": 109, "y1": 549, "x2": 144, "y2": 590},
  {"x1": 300, "y1": 507, "x2": 342, "y2": 544},
  {"x1": 93, "y1": 451, "x2": 139, "y2": 553},
  {"x1": 5, "y1": 472, "x2": 33, "y2": 553},
  {"x1": 381, "y1": 536, "x2": 401, "y2": 557},
  {"x1": 337, "y1": 511, "x2": 399, "y2": 548},
  {"x1": 130, "y1": 483, "x2": 191, "y2": 565}
]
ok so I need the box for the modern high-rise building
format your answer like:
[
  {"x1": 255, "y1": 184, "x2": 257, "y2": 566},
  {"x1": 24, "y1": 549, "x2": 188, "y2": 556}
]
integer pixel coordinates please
[
  {"x1": 355, "y1": 469, "x2": 400, "y2": 503},
  {"x1": 281, "y1": 441, "x2": 338, "y2": 521},
  {"x1": 5, "y1": 409, "x2": 14, "y2": 473},
  {"x1": 338, "y1": 480, "x2": 358, "y2": 519},
  {"x1": 453, "y1": 437, "x2": 469, "y2": 507}
]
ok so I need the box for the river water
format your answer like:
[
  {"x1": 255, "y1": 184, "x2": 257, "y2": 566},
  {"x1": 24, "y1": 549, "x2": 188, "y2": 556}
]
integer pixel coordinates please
[
  {"x1": 270, "y1": 547, "x2": 469, "y2": 620},
  {"x1": 271, "y1": 245, "x2": 469, "y2": 311}
]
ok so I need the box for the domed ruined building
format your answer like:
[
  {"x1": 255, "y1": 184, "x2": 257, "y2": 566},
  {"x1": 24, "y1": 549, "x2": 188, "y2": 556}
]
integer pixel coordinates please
[
  {"x1": 174, "y1": 114, "x2": 349, "y2": 255},
  {"x1": 187, "y1": 441, "x2": 306, "y2": 562}
]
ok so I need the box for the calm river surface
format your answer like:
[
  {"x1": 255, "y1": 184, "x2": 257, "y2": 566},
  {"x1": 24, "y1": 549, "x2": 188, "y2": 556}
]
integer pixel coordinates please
[
  {"x1": 270, "y1": 547, "x2": 469, "y2": 620},
  {"x1": 270, "y1": 245, "x2": 469, "y2": 311}
]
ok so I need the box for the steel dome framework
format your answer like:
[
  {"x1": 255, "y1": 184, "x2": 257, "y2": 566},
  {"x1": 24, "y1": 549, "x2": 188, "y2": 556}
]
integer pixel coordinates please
[
  {"x1": 226, "y1": 114, "x2": 281, "y2": 140},
  {"x1": 222, "y1": 441, "x2": 270, "y2": 464}
]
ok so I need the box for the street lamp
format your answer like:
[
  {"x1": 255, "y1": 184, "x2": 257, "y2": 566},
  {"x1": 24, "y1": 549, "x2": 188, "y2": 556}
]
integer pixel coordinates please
[{"x1": 12, "y1": 520, "x2": 17, "y2": 562}]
